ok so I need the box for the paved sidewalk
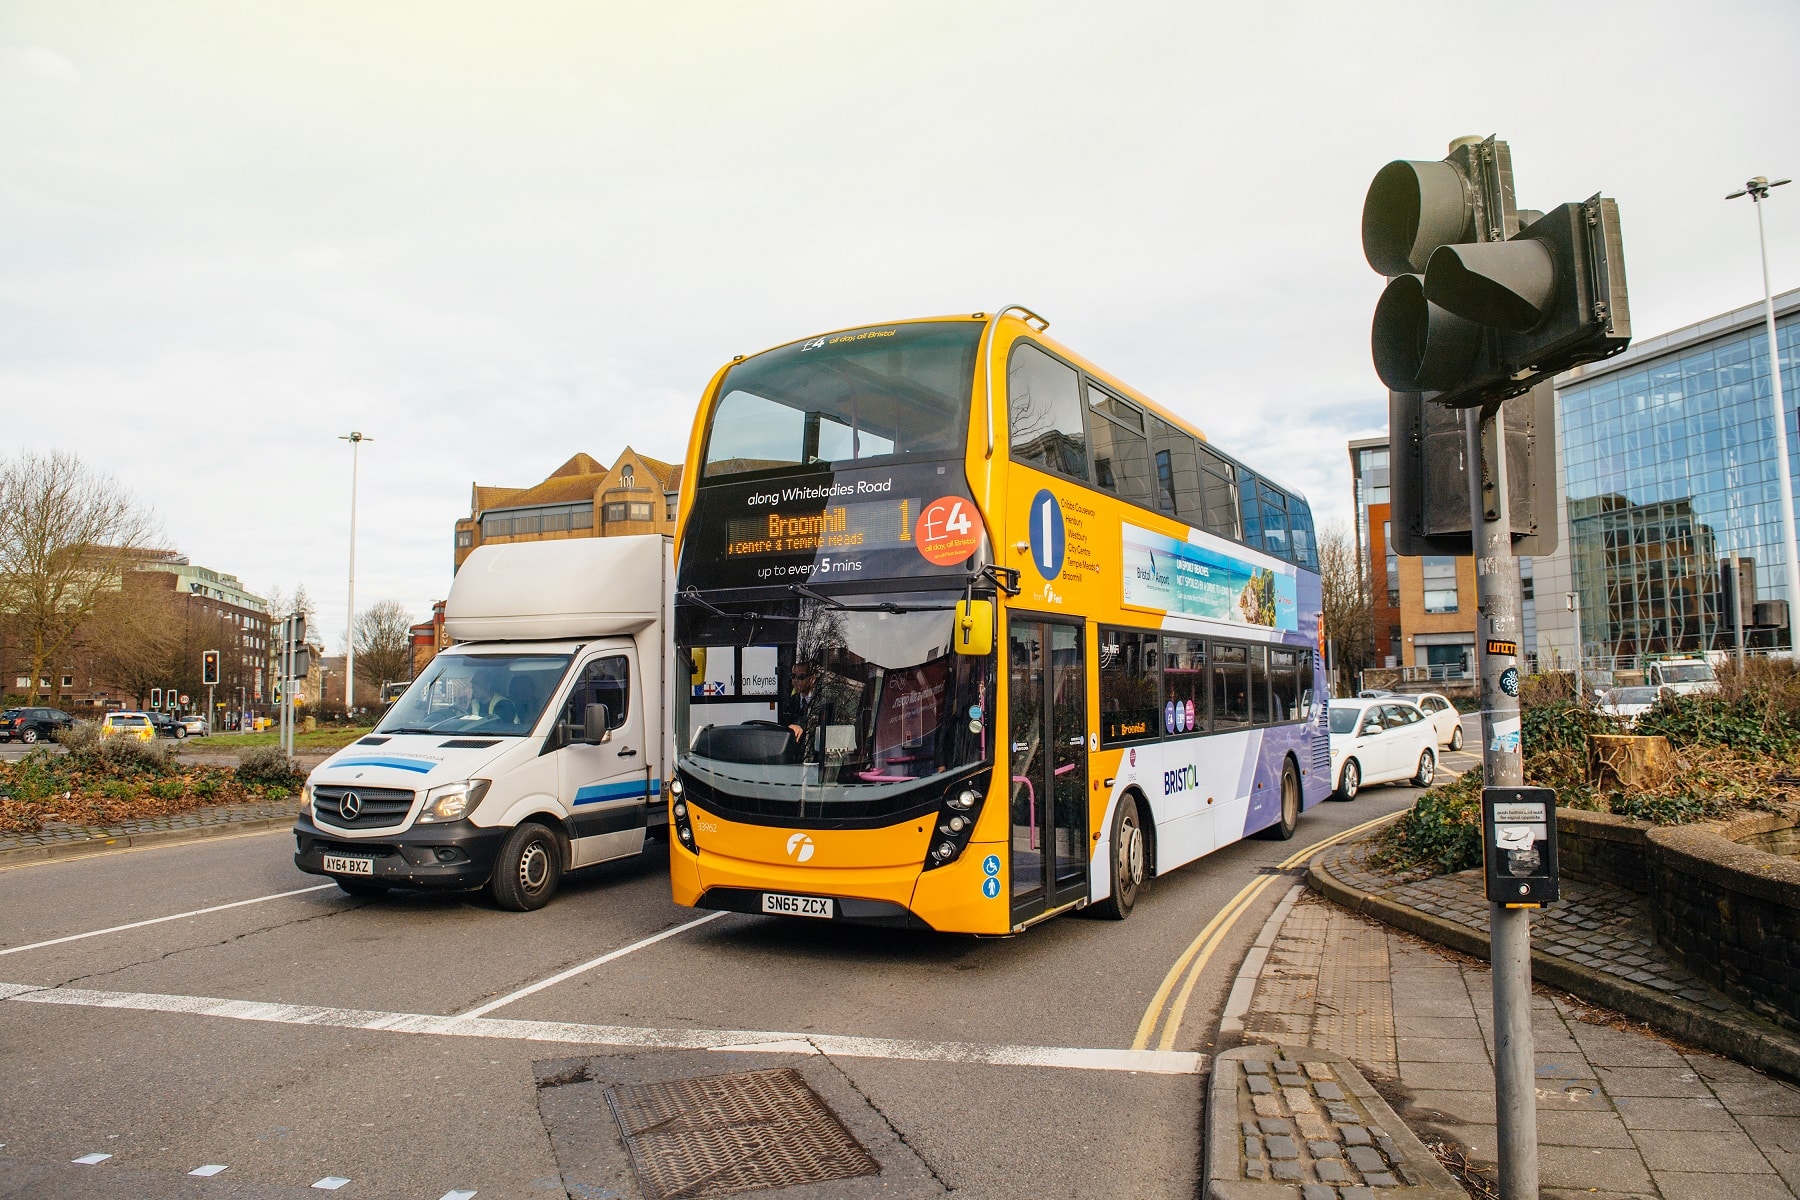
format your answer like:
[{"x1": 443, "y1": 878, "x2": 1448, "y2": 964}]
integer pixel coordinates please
[
  {"x1": 1231, "y1": 888, "x2": 1800, "y2": 1198},
  {"x1": 1311, "y1": 839, "x2": 1800, "y2": 1081}
]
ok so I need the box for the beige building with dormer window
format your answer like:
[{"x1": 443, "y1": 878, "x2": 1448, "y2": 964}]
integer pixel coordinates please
[{"x1": 452, "y1": 449, "x2": 683, "y2": 572}]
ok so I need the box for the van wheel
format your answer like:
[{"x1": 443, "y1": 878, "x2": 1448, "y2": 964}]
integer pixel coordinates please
[
  {"x1": 1091, "y1": 795, "x2": 1146, "y2": 920},
  {"x1": 490, "y1": 823, "x2": 563, "y2": 911},
  {"x1": 1259, "y1": 760, "x2": 1302, "y2": 840},
  {"x1": 336, "y1": 879, "x2": 388, "y2": 898},
  {"x1": 1334, "y1": 759, "x2": 1360, "y2": 801}
]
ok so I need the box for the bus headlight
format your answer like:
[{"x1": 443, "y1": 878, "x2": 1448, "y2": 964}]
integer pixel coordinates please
[
  {"x1": 923, "y1": 773, "x2": 990, "y2": 871},
  {"x1": 669, "y1": 777, "x2": 684, "y2": 797},
  {"x1": 417, "y1": 779, "x2": 490, "y2": 824},
  {"x1": 669, "y1": 776, "x2": 696, "y2": 853}
]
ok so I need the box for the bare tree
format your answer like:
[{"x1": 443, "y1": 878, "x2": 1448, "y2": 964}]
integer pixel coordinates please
[
  {"x1": 85, "y1": 581, "x2": 183, "y2": 707},
  {"x1": 1318, "y1": 522, "x2": 1375, "y2": 695},
  {"x1": 354, "y1": 600, "x2": 415, "y2": 688},
  {"x1": 0, "y1": 450, "x2": 161, "y2": 705}
]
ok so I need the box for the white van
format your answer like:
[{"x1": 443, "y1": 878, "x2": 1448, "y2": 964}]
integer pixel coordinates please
[{"x1": 293, "y1": 536, "x2": 672, "y2": 910}]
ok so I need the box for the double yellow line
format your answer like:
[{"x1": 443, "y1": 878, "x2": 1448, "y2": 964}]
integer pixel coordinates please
[{"x1": 1132, "y1": 811, "x2": 1401, "y2": 1052}]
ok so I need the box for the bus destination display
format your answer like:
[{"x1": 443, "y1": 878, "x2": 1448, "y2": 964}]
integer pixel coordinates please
[{"x1": 725, "y1": 497, "x2": 918, "y2": 558}]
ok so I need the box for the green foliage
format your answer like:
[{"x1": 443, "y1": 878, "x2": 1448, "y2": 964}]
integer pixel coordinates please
[
  {"x1": 191, "y1": 776, "x2": 220, "y2": 799},
  {"x1": 1376, "y1": 767, "x2": 1485, "y2": 876},
  {"x1": 92, "y1": 737, "x2": 176, "y2": 776},
  {"x1": 1631, "y1": 694, "x2": 1798, "y2": 756},
  {"x1": 1521, "y1": 700, "x2": 1622, "y2": 754},
  {"x1": 54, "y1": 720, "x2": 100, "y2": 754},
  {"x1": 236, "y1": 745, "x2": 303, "y2": 789}
]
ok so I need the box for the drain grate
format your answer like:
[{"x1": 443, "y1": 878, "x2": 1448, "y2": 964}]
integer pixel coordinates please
[{"x1": 605, "y1": 1067, "x2": 879, "y2": 1200}]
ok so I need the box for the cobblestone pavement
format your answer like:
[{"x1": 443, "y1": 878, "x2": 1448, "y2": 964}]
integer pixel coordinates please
[
  {"x1": 1326, "y1": 840, "x2": 1732, "y2": 1012},
  {"x1": 1238, "y1": 890, "x2": 1800, "y2": 1198},
  {"x1": 0, "y1": 797, "x2": 301, "y2": 855}
]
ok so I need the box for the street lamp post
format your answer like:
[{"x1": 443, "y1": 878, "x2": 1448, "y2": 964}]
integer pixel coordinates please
[
  {"x1": 1727, "y1": 176, "x2": 1797, "y2": 650},
  {"x1": 339, "y1": 432, "x2": 372, "y2": 712},
  {"x1": 1566, "y1": 591, "x2": 1584, "y2": 702}
]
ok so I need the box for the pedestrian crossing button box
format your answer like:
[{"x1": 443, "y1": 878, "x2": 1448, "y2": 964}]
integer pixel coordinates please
[{"x1": 1482, "y1": 785, "x2": 1558, "y2": 905}]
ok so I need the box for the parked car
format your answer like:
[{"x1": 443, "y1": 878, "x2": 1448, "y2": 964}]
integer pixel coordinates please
[
  {"x1": 145, "y1": 712, "x2": 188, "y2": 739},
  {"x1": 179, "y1": 713, "x2": 209, "y2": 735},
  {"x1": 1410, "y1": 692, "x2": 1466, "y2": 750},
  {"x1": 1597, "y1": 685, "x2": 1675, "y2": 728},
  {"x1": 1327, "y1": 697, "x2": 1439, "y2": 800},
  {"x1": 100, "y1": 711, "x2": 156, "y2": 742},
  {"x1": 0, "y1": 707, "x2": 75, "y2": 745}
]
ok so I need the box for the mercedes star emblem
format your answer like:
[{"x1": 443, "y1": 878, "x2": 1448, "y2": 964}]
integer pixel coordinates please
[{"x1": 338, "y1": 791, "x2": 362, "y2": 821}]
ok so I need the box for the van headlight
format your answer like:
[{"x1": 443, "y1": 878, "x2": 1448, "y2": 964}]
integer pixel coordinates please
[{"x1": 417, "y1": 779, "x2": 491, "y2": 824}]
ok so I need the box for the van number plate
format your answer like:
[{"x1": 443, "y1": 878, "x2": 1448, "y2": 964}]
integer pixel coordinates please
[
  {"x1": 761, "y1": 893, "x2": 832, "y2": 919},
  {"x1": 323, "y1": 854, "x2": 374, "y2": 876}
]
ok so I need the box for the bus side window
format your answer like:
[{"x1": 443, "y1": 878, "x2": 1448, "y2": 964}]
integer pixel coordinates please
[
  {"x1": 1151, "y1": 418, "x2": 1202, "y2": 521},
  {"x1": 1248, "y1": 646, "x2": 1270, "y2": 727},
  {"x1": 1259, "y1": 484, "x2": 1290, "y2": 560},
  {"x1": 1098, "y1": 629, "x2": 1160, "y2": 745},
  {"x1": 1086, "y1": 383, "x2": 1154, "y2": 506},
  {"x1": 1196, "y1": 444, "x2": 1241, "y2": 541},
  {"x1": 1210, "y1": 642, "x2": 1251, "y2": 729},
  {"x1": 1269, "y1": 648, "x2": 1300, "y2": 722},
  {"x1": 1288, "y1": 496, "x2": 1318, "y2": 569},
  {"x1": 1007, "y1": 343, "x2": 1089, "y2": 481},
  {"x1": 1238, "y1": 468, "x2": 1264, "y2": 550}
]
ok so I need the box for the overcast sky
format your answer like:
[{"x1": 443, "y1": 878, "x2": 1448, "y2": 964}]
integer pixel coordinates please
[{"x1": 4, "y1": 1, "x2": 1796, "y2": 650}]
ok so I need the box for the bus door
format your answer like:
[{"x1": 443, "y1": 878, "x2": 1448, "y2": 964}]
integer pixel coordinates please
[{"x1": 1007, "y1": 616, "x2": 1089, "y2": 923}]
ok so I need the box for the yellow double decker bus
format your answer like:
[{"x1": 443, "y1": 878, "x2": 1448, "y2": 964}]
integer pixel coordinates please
[{"x1": 667, "y1": 308, "x2": 1326, "y2": 934}]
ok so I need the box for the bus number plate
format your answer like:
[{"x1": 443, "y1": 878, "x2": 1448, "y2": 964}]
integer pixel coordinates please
[
  {"x1": 322, "y1": 854, "x2": 374, "y2": 876},
  {"x1": 761, "y1": 893, "x2": 833, "y2": 919}
]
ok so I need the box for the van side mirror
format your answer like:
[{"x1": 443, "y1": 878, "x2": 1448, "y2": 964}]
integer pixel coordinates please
[
  {"x1": 583, "y1": 703, "x2": 612, "y2": 744},
  {"x1": 954, "y1": 599, "x2": 994, "y2": 656}
]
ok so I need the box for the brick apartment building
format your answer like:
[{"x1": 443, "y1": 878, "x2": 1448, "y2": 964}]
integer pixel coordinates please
[{"x1": 452, "y1": 449, "x2": 683, "y2": 573}]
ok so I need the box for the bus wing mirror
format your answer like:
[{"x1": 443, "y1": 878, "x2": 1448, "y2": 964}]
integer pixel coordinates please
[
  {"x1": 954, "y1": 600, "x2": 994, "y2": 656},
  {"x1": 583, "y1": 703, "x2": 612, "y2": 744}
]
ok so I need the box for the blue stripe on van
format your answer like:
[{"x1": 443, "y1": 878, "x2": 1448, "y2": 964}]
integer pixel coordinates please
[
  {"x1": 574, "y1": 779, "x2": 651, "y2": 805},
  {"x1": 332, "y1": 757, "x2": 437, "y2": 774}
]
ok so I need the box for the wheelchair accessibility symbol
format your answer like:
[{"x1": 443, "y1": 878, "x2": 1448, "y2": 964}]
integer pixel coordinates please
[{"x1": 982, "y1": 854, "x2": 1000, "y2": 877}]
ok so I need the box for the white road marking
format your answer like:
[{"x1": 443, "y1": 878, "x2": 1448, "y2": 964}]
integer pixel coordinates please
[
  {"x1": 312, "y1": 1177, "x2": 351, "y2": 1190},
  {"x1": 440, "y1": 1191, "x2": 478, "y2": 1200},
  {"x1": 72, "y1": 1153, "x2": 112, "y2": 1164},
  {"x1": 0, "y1": 884, "x2": 337, "y2": 958},
  {"x1": 189, "y1": 1164, "x2": 229, "y2": 1177},
  {"x1": 456, "y1": 911, "x2": 729, "y2": 1018},
  {"x1": 2, "y1": 981, "x2": 1205, "y2": 1075}
]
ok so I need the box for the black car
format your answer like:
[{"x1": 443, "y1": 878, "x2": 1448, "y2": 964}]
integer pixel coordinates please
[
  {"x1": 145, "y1": 712, "x2": 189, "y2": 739},
  {"x1": 0, "y1": 707, "x2": 76, "y2": 744}
]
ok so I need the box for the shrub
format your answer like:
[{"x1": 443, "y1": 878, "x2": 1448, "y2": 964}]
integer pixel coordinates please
[
  {"x1": 237, "y1": 745, "x2": 302, "y2": 789},
  {"x1": 148, "y1": 778, "x2": 186, "y2": 801},
  {"x1": 55, "y1": 720, "x2": 101, "y2": 754},
  {"x1": 1632, "y1": 693, "x2": 1798, "y2": 756},
  {"x1": 94, "y1": 737, "x2": 176, "y2": 776},
  {"x1": 191, "y1": 775, "x2": 221, "y2": 799},
  {"x1": 1375, "y1": 766, "x2": 1484, "y2": 875}
]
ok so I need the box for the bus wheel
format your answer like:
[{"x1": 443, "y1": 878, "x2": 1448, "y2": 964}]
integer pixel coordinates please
[
  {"x1": 490, "y1": 823, "x2": 563, "y2": 911},
  {"x1": 1092, "y1": 795, "x2": 1145, "y2": 920},
  {"x1": 1260, "y1": 760, "x2": 1301, "y2": 840}
]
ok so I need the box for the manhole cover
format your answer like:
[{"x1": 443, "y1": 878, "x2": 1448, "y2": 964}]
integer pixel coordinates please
[{"x1": 605, "y1": 1067, "x2": 879, "y2": 1200}]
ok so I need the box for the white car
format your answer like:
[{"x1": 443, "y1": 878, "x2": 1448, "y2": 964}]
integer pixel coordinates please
[
  {"x1": 1410, "y1": 692, "x2": 1465, "y2": 751},
  {"x1": 179, "y1": 714, "x2": 209, "y2": 735},
  {"x1": 1327, "y1": 697, "x2": 1439, "y2": 800},
  {"x1": 1597, "y1": 685, "x2": 1674, "y2": 728}
]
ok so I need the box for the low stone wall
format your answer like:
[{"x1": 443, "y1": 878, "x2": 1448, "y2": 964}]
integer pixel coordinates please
[
  {"x1": 1556, "y1": 807, "x2": 1655, "y2": 895},
  {"x1": 1650, "y1": 810, "x2": 1800, "y2": 1035},
  {"x1": 1557, "y1": 803, "x2": 1800, "y2": 1036}
]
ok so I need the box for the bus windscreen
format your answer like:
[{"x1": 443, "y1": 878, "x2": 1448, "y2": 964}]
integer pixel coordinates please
[{"x1": 701, "y1": 322, "x2": 982, "y2": 478}]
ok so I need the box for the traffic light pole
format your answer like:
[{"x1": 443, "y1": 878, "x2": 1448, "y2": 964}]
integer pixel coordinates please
[{"x1": 1466, "y1": 403, "x2": 1536, "y2": 1198}]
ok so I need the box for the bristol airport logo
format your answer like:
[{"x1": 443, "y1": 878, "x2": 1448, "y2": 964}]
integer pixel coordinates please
[
  {"x1": 801, "y1": 338, "x2": 827, "y2": 352},
  {"x1": 786, "y1": 833, "x2": 815, "y2": 862}
]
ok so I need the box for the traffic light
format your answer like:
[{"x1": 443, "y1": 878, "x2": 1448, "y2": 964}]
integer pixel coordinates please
[
  {"x1": 150, "y1": 687, "x2": 162, "y2": 709},
  {"x1": 1363, "y1": 135, "x2": 1631, "y2": 409},
  {"x1": 202, "y1": 650, "x2": 220, "y2": 686}
]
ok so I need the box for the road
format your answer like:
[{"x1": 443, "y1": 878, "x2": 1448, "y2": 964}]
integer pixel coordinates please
[{"x1": 0, "y1": 730, "x2": 1479, "y2": 1200}]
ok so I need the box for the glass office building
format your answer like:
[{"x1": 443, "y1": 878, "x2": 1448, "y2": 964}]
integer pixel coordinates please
[{"x1": 1547, "y1": 287, "x2": 1800, "y2": 664}]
